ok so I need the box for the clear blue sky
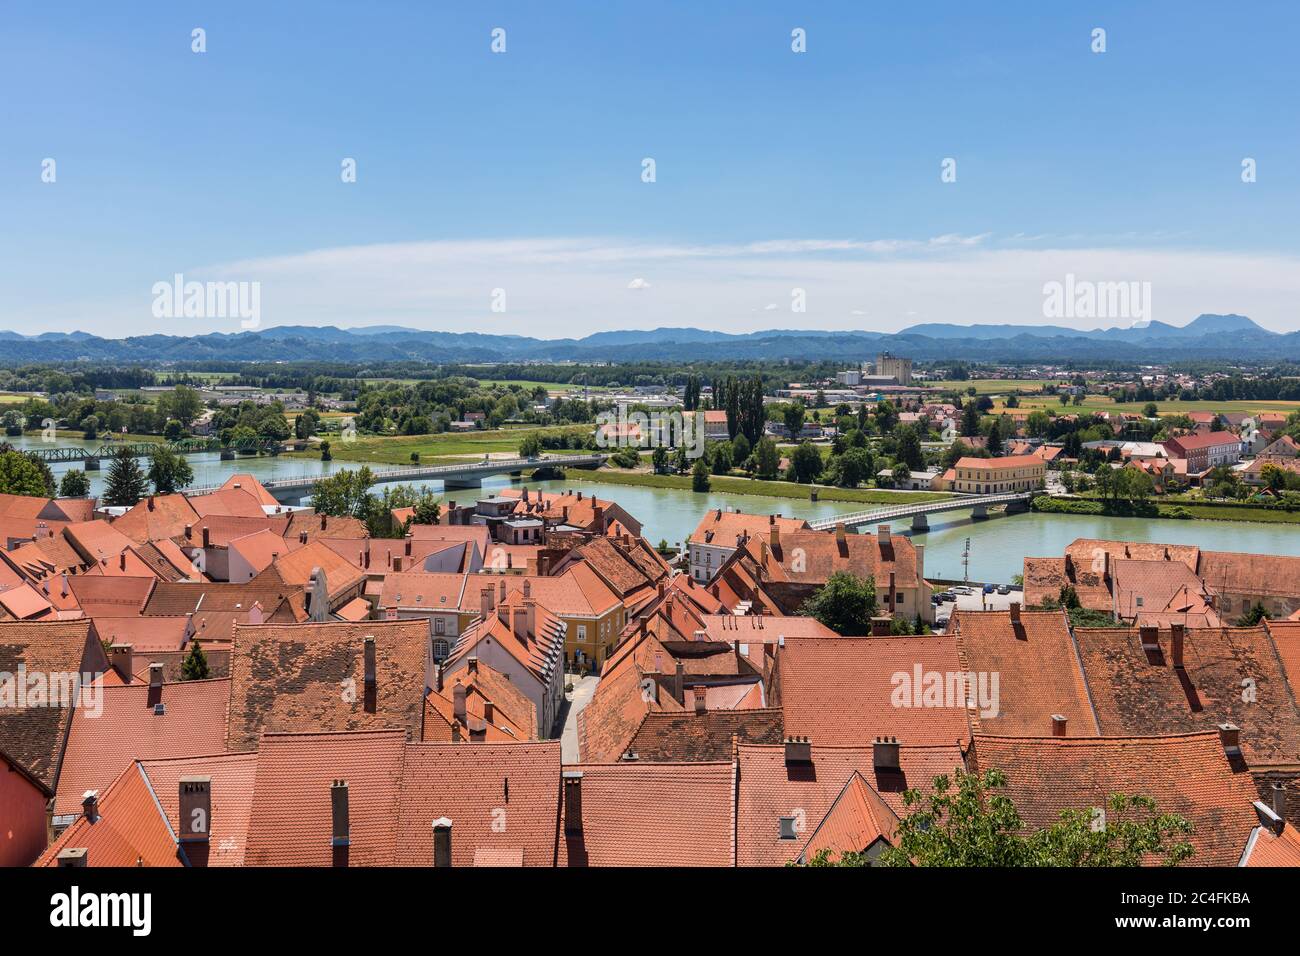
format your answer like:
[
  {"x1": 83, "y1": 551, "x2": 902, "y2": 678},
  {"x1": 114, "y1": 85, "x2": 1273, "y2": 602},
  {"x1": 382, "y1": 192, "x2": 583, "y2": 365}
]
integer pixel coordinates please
[{"x1": 3, "y1": 1, "x2": 1298, "y2": 336}]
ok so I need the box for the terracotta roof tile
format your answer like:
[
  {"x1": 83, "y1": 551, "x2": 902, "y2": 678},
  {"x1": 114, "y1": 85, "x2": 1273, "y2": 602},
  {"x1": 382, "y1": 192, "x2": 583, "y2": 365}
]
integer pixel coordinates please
[{"x1": 969, "y1": 733, "x2": 1259, "y2": 866}]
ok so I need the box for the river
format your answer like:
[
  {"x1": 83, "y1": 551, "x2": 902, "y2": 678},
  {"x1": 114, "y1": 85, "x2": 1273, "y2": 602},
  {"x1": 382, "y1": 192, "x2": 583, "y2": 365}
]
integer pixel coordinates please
[{"x1": 12, "y1": 436, "x2": 1300, "y2": 585}]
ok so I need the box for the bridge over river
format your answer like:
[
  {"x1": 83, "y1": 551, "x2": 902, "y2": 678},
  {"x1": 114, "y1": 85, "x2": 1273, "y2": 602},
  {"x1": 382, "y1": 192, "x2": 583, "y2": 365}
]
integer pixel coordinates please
[{"x1": 808, "y1": 491, "x2": 1034, "y2": 532}]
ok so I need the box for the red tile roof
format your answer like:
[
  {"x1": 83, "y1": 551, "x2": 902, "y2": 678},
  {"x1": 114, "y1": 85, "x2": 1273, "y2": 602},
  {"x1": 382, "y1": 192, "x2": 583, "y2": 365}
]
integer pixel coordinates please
[
  {"x1": 776, "y1": 636, "x2": 972, "y2": 747},
  {"x1": 799, "y1": 771, "x2": 901, "y2": 864},
  {"x1": 55, "y1": 678, "x2": 231, "y2": 815},
  {"x1": 36, "y1": 762, "x2": 182, "y2": 868},
  {"x1": 950, "y1": 609, "x2": 1099, "y2": 737},
  {"x1": 556, "y1": 762, "x2": 734, "y2": 866},
  {"x1": 969, "y1": 733, "x2": 1259, "y2": 866},
  {"x1": 226, "y1": 620, "x2": 430, "y2": 751}
]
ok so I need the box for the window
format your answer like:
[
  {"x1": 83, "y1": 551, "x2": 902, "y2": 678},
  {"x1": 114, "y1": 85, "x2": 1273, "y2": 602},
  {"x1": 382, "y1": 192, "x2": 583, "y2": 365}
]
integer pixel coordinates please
[
  {"x1": 577, "y1": 625, "x2": 587, "y2": 643},
  {"x1": 432, "y1": 639, "x2": 450, "y2": 661},
  {"x1": 778, "y1": 816, "x2": 798, "y2": 840},
  {"x1": 434, "y1": 617, "x2": 445, "y2": 635}
]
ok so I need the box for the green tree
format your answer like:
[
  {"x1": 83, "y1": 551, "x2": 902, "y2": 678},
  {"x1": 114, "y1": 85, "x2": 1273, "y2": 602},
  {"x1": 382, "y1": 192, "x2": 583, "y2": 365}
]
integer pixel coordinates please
[
  {"x1": 519, "y1": 432, "x2": 543, "y2": 458},
  {"x1": 783, "y1": 402, "x2": 806, "y2": 438},
  {"x1": 873, "y1": 769, "x2": 1193, "y2": 868},
  {"x1": 103, "y1": 448, "x2": 149, "y2": 506},
  {"x1": 157, "y1": 385, "x2": 203, "y2": 427},
  {"x1": 311, "y1": 467, "x2": 375, "y2": 518},
  {"x1": 59, "y1": 469, "x2": 91, "y2": 498},
  {"x1": 1235, "y1": 601, "x2": 1268, "y2": 627},
  {"x1": 691, "y1": 456, "x2": 711, "y2": 492},
  {"x1": 180, "y1": 641, "x2": 211, "y2": 681},
  {"x1": 754, "y1": 437, "x2": 780, "y2": 480},
  {"x1": 789, "y1": 442, "x2": 823, "y2": 484},
  {"x1": 0, "y1": 451, "x2": 51, "y2": 497},
  {"x1": 837, "y1": 447, "x2": 872, "y2": 488},
  {"x1": 801, "y1": 571, "x2": 877, "y2": 635},
  {"x1": 147, "y1": 445, "x2": 195, "y2": 495},
  {"x1": 896, "y1": 425, "x2": 924, "y2": 471},
  {"x1": 652, "y1": 445, "x2": 669, "y2": 474}
]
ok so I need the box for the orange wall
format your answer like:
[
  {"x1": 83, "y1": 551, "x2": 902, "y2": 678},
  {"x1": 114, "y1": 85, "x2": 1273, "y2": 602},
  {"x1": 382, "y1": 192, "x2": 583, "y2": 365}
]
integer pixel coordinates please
[{"x1": 0, "y1": 763, "x2": 48, "y2": 868}]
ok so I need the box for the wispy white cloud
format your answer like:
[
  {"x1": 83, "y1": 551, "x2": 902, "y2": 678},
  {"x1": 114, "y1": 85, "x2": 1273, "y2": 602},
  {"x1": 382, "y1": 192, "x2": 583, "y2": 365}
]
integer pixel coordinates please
[{"x1": 16, "y1": 235, "x2": 1300, "y2": 336}]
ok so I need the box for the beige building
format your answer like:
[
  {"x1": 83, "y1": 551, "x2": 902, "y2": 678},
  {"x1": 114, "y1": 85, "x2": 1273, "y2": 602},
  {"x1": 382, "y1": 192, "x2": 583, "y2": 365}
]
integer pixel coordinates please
[{"x1": 951, "y1": 455, "x2": 1045, "y2": 494}]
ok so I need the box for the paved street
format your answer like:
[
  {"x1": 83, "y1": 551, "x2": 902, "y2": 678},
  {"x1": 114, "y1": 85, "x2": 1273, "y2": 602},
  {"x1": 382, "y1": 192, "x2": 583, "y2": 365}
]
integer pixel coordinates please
[{"x1": 558, "y1": 674, "x2": 600, "y2": 763}]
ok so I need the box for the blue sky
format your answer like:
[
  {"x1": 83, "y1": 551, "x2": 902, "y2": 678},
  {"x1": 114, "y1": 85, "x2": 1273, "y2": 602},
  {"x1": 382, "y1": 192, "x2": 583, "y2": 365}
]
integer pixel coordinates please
[{"x1": 3, "y1": 1, "x2": 1298, "y2": 337}]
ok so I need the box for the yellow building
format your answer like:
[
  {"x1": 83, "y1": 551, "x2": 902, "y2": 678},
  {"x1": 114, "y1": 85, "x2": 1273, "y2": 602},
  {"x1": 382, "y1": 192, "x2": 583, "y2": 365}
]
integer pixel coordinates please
[{"x1": 951, "y1": 455, "x2": 1045, "y2": 494}]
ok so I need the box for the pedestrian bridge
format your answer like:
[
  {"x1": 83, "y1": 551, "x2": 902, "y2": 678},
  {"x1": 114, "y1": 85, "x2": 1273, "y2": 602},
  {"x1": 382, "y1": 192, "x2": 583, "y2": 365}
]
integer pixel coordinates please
[
  {"x1": 185, "y1": 453, "x2": 608, "y2": 503},
  {"x1": 808, "y1": 491, "x2": 1034, "y2": 532}
]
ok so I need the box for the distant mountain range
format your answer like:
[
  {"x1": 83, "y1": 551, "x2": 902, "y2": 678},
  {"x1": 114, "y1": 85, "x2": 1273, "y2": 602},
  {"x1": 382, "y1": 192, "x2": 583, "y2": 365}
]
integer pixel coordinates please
[{"x1": 0, "y1": 314, "x2": 1292, "y2": 365}]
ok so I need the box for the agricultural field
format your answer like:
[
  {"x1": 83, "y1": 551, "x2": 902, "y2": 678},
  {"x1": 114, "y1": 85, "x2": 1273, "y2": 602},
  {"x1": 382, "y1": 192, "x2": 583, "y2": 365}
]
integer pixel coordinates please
[
  {"x1": 956, "y1": 378, "x2": 1058, "y2": 395},
  {"x1": 991, "y1": 394, "x2": 1300, "y2": 419}
]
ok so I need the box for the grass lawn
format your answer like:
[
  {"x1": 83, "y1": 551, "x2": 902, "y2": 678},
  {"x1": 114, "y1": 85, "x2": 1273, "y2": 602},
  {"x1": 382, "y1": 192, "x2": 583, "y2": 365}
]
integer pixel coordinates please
[
  {"x1": 570, "y1": 466, "x2": 954, "y2": 506},
  {"x1": 285, "y1": 426, "x2": 589, "y2": 465},
  {"x1": 958, "y1": 378, "x2": 1058, "y2": 395}
]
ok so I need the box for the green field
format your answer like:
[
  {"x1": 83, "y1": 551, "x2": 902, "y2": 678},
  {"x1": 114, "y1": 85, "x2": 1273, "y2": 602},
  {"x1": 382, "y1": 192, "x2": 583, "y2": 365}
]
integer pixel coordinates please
[
  {"x1": 994, "y1": 394, "x2": 1300, "y2": 418},
  {"x1": 571, "y1": 466, "x2": 954, "y2": 506},
  {"x1": 286, "y1": 426, "x2": 589, "y2": 465},
  {"x1": 959, "y1": 378, "x2": 1057, "y2": 395}
]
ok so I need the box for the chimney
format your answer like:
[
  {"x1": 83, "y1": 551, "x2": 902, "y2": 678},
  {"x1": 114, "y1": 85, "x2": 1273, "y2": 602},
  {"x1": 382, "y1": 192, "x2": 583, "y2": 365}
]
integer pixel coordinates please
[
  {"x1": 1218, "y1": 722, "x2": 1241, "y2": 758},
  {"x1": 524, "y1": 599, "x2": 536, "y2": 640},
  {"x1": 308, "y1": 567, "x2": 329, "y2": 623},
  {"x1": 363, "y1": 637, "x2": 376, "y2": 713},
  {"x1": 481, "y1": 586, "x2": 495, "y2": 616},
  {"x1": 672, "y1": 661, "x2": 684, "y2": 705},
  {"x1": 1170, "y1": 623, "x2": 1185, "y2": 669},
  {"x1": 109, "y1": 644, "x2": 134, "y2": 682},
  {"x1": 320, "y1": 513, "x2": 328, "y2": 531},
  {"x1": 119, "y1": 550, "x2": 127, "y2": 571},
  {"x1": 300, "y1": 530, "x2": 308, "y2": 545},
  {"x1": 330, "y1": 780, "x2": 350, "y2": 848},
  {"x1": 57, "y1": 848, "x2": 88, "y2": 867},
  {"x1": 870, "y1": 615, "x2": 891, "y2": 636},
  {"x1": 432, "y1": 818, "x2": 453, "y2": 867},
  {"x1": 453, "y1": 682, "x2": 467, "y2": 725},
  {"x1": 1051, "y1": 714, "x2": 1067, "y2": 737},
  {"x1": 498, "y1": 580, "x2": 506, "y2": 603},
  {"x1": 60, "y1": 572, "x2": 68, "y2": 598},
  {"x1": 769, "y1": 524, "x2": 780, "y2": 551},
  {"x1": 467, "y1": 657, "x2": 478, "y2": 675},
  {"x1": 147, "y1": 495, "x2": 155, "y2": 511},
  {"x1": 82, "y1": 790, "x2": 99, "y2": 822},
  {"x1": 694, "y1": 686, "x2": 706, "y2": 714},
  {"x1": 404, "y1": 535, "x2": 412, "y2": 557},
  {"x1": 1009, "y1": 602, "x2": 1021, "y2": 624},
  {"x1": 364, "y1": 545, "x2": 371, "y2": 570},
  {"x1": 392, "y1": 556, "x2": 403, "y2": 573},
  {"x1": 202, "y1": 526, "x2": 210, "y2": 549},
  {"x1": 1138, "y1": 625, "x2": 1159, "y2": 651},
  {"x1": 563, "y1": 771, "x2": 583, "y2": 834},
  {"x1": 149, "y1": 662, "x2": 164, "y2": 687},
  {"x1": 522, "y1": 579, "x2": 531, "y2": 599},
  {"x1": 872, "y1": 736, "x2": 901, "y2": 772},
  {"x1": 784, "y1": 736, "x2": 812, "y2": 765},
  {"x1": 179, "y1": 777, "x2": 211, "y2": 843},
  {"x1": 483, "y1": 700, "x2": 495, "y2": 725},
  {"x1": 434, "y1": 664, "x2": 444, "y2": 693},
  {"x1": 1272, "y1": 781, "x2": 1288, "y2": 827},
  {"x1": 877, "y1": 524, "x2": 892, "y2": 548},
  {"x1": 834, "y1": 523, "x2": 846, "y2": 551},
  {"x1": 888, "y1": 571, "x2": 896, "y2": 614}
]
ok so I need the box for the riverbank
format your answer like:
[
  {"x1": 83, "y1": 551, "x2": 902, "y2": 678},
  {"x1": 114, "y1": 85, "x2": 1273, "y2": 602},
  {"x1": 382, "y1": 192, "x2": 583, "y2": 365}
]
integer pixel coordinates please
[
  {"x1": 283, "y1": 426, "x2": 588, "y2": 466},
  {"x1": 1032, "y1": 494, "x2": 1300, "y2": 525},
  {"x1": 562, "y1": 466, "x2": 953, "y2": 506}
]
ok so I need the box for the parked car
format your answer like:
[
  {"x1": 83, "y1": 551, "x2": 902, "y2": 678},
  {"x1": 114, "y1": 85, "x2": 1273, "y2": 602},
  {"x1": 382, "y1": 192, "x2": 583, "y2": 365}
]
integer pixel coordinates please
[
  {"x1": 983, "y1": 583, "x2": 996, "y2": 594},
  {"x1": 997, "y1": 585, "x2": 1011, "y2": 594}
]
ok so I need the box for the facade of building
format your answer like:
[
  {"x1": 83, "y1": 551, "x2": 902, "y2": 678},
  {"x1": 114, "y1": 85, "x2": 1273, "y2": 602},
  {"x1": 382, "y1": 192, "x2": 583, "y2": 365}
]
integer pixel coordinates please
[
  {"x1": 875, "y1": 352, "x2": 913, "y2": 385},
  {"x1": 950, "y1": 455, "x2": 1046, "y2": 494}
]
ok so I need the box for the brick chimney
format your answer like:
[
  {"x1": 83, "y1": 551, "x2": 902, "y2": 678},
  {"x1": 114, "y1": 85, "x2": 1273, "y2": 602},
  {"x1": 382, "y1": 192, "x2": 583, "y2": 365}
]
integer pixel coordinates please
[
  {"x1": 835, "y1": 523, "x2": 847, "y2": 552},
  {"x1": 452, "y1": 681, "x2": 467, "y2": 725},
  {"x1": 1051, "y1": 714, "x2": 1067, "y2": 737},
  {"x1": 1271, "y1": 781, "x2": 1287, "y2": 828},
  {"x1": 563, "y1": 771, "x2": 583, "y2": 834},
  {"x1": 363, "y1": 637, "x2": 376, "y2": 713},
  {"x1": 784, "y1": 736, "x2": 812, "y2": 765},
  {"x1": 1138, "y1": 625, "x2": 1159, "y2": 651},
  {"x1": 872, "y1": 736, "x2": 900, "y2": 771},
  {"x1": 694, "y1": 686, "x2": 706, "y2": 714},
  {"x1": 877, "y1": 524, "x2": 892, "y2": 548},
  {"x1": 56, "y1": 848, "x2": 87, "y2": 867},
  {"x1": 432, "y1": 818, "x2": 453, "y2": 867},
  {"x1": 769, "y1": 523, "x2": 780, "y2": 551},
  {"x1": 1218, "y1": 722, "x2": 1242, "y2": 758},
  {"x1": 512, "y1": 607, "x2": 528, "y2": 643},
  {"x1": 1170, "y1": 623, "x2": 1185, "y2": 669},
  {"x1": 179, "y1": 777, "x2": 211, "y2": 843},
  {"x1": 404, "y1": 535, "x2": 412, "y2": 557},
  {"x1": 202, "y1": 526, "x2": 210, "y2": 548},
  {"x1": 109, "y1": 644, "x2": 134, "y2": 683},
  {"x1": 330, "y1": 780, "x2": 350, "y2": 849},
  {"x1": 672, "y1": 661, "x2": 685, "y2": 704},
  {"x1": 481, "y1": 586, "x2": 494, "y2": 617},
  {"x1": 1009, "y1": 602, "x2": 1021, "y2": 624},
  {"x1": 483, "y1": 700, "x2": 494, "y2": 725}
]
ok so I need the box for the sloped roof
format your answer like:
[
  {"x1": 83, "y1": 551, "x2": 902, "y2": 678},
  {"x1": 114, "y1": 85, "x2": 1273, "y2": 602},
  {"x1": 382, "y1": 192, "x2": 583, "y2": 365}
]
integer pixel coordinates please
[
  {"x1": 969, "y1": 733, "x2": 1259, "y2": 867},
  {"x1": 556, "y1": 762, "x2": 734, "y2": 866},
  {"x1": 55, "y1": 678, "x2": 231, "y2": 815}
]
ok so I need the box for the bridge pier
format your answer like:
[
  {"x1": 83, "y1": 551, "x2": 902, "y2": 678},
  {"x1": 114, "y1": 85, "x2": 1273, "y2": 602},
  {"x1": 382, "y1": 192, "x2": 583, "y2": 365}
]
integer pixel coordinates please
[
  {"x1": 84, "y1": 457, "x2": 100, "y2": 471},
  {"x1": 220, "y1": 449, "x2": 235, "y2": 461},
  {"x1": 911, "y1": 514, "x2": 929, "y2": 531},
  {"x1": 971, "y1": 504, "x2": 989, "y2": 519},
  {"x1": 443, "y1": 477, "x2": 483, "y2": 491}
]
